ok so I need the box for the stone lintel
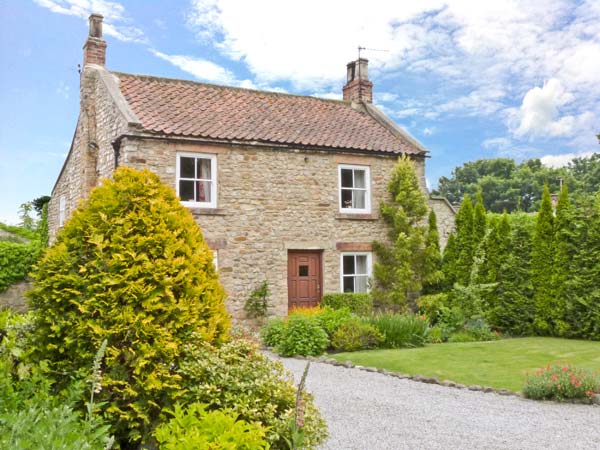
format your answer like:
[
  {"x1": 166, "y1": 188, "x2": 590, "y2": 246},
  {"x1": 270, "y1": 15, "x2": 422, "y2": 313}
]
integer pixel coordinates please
[{"x1": 336, "y1": 242, "x2": 373, "y2": 252}]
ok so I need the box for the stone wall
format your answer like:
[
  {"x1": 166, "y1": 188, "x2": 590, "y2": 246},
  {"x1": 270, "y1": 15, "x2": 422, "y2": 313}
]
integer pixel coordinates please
[
  {"x1": 429, "y1": 196, "x2": 456, "y2": 249},
  {"x1": 49, "y1": 67, "x2": 128, "y2": 241},
  {"x1": 0, "y1": 281, "x2": 31, "y2": 313},
  {"x1": 119, "y1": 139, "x2": 452, "y2": 319}
]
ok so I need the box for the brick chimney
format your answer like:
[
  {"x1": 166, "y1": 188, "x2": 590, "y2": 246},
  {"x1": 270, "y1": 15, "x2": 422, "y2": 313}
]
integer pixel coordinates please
[
  {"x1": 343, "y1": 58, "x2": 373, "y2": 103},
  {"x1": 83, "y1": 14, "x2": 106, "y2": 66}
]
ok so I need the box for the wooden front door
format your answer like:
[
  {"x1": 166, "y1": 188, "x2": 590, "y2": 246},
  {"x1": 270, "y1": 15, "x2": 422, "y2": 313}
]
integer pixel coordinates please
[{"x1": 288, "y1": 251, "x2": 322, "y2": 311}]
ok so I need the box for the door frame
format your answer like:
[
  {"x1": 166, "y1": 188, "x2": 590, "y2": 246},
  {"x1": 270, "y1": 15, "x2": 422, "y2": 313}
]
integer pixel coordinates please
[{"x1": 287, "y1": 250, "x2": 323, "y2": 312}]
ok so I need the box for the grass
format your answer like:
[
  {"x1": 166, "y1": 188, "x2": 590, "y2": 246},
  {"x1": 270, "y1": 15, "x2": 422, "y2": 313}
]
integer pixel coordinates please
[{"x1": 331, "y1": 337, "x2": 600, "y2": 392}]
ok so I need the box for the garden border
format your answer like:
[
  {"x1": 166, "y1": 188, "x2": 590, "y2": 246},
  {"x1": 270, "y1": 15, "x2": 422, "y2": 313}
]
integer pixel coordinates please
[{"x1": 289, "y1": 354, "x2": 600, "y2": 406}]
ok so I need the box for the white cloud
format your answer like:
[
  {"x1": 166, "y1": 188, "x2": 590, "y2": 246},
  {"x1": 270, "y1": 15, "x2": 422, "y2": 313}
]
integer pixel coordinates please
[
  {"x1": 482, "y1": 137, "x2": 511, "y2": 150},
  {"x1": 185, "y1": 0, "x2": 600, "y2": 147},
  {"x1": 423, "y1": 127, "x2": 434, "y2": 136},
  {"x1": 311, "y1": 92, "x2": 343, "y2": 100},
  {"x1": 151, "y1": 49, "x2": 237, "y2": 85},
  {"x1": 512, "y1": 78, "x2": 597, "y2": 139},
  {"x1": 34, "y1": 0, "x2": 146, "y2": 43},
  {"x1": 541, "y1": 151, "x2": 595, "y2": 168}
]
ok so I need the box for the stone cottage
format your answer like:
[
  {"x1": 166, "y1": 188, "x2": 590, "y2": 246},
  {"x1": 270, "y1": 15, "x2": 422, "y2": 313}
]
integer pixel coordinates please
[{"x1": 49, "y1": 14, "x2": 455, "y2": 319}]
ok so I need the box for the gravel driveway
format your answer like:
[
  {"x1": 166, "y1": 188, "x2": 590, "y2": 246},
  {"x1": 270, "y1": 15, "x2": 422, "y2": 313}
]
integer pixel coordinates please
[{"x1": 271, "y1": 354, "x2": 600, "y2": 450}]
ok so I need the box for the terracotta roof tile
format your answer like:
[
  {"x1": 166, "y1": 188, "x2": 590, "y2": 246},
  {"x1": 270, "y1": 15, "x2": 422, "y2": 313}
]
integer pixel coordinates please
[{"x1": 114, "y1": 72, "x2": 423, "y2": 155}]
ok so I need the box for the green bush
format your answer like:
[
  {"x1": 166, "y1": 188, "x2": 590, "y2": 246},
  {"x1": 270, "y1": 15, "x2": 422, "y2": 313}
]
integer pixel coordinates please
[
  {"x1": 366, "y1": 313, "x2": 429, "y2": 348},
  {"x1": 0, "y1": 346, "x2": 113, "y2": 450},
  {"x1": 244, "y1": 280, "x2": 270, "y2": 319},
  {"x1": 27, "y1": 167, "x2": 230, "y2": 446},
  {"x1": 154, "y1": 403, "x2": 268, "y2": 450},
  {"x1": 447, "y1": 332, "x2": 479, "y2": 343},
  {"x1": 321, "y1": 293, "x2": 373, "y2": 316},
  {"x1": 332, "y1": 319, "x2": 383, "y2": 352},
  {"x1": 523, "y1": 364, "x2": 599, "y2": 402},
  {"x1": 316, "y1": 306, "x2": 353, "y2": 338},
  {"x1": 276, "y1": 314, "x2": 329, "y2": 357},
  {"x1": 0, "y1": 241, "x2": 42, "y2": 292},
  {"x1": 416, "y1": 293, "x2": 449, "y2": 324},
  {"x1": 260, "y1": 317, "x2": 286, "y2": 347},
  {"x1": 178, "y1": 336, "x2": 327, "y2": 449},
  {"x1": 464, "y1": 317, "x2": 500, "y2": 341},
  {"x1": 437, "y1": 306, "x2": 466, "y2": 337},
  {"x1": 426, "y1": 325, "x2": 445, "y2": 343}
]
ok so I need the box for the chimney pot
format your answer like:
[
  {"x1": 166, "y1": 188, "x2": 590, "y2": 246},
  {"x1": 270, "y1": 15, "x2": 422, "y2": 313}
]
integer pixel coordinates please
[
  {"x1": 89, "y1": 14, "x2": 104, "y2": 38},
  {"x1": 343, "y1": 58, "x2": 373, "y2": 103},
  {"x1": 83, "y1": 14, "x2": 106, "y2": 67}
]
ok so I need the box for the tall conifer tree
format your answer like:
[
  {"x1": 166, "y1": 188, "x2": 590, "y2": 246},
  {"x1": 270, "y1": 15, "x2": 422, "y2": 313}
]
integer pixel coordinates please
[
  {"x1": 422, "y1": 209, "x2": 444, "y2": 293},
  {"x1": 531, "y1": 184, "x2": 556, "y2": 334},
  {"x1": 372, "y1": 155, "x2": 429, "y2": 308},
  {"x1": 454, "y1": 194, "x2": 475, "y2": 284},
  {"x1": 473, "y1": 190, "x2": 487, "y2": 246},
  {"x1": 552, "y1": 183, "x2": 575, "y2": 335}
]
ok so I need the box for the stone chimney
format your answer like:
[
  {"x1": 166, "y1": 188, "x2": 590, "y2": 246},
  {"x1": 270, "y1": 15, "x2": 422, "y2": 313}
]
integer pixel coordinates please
[
  {"x1": 343, "y1": 58, "x2": 373, "y2": 103},
  {"x1": 83, "y1": 14, "x2": 106, "y2": 66}
]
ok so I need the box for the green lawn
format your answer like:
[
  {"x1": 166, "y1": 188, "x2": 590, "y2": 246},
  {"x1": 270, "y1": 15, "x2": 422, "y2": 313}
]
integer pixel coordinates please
[{"x1": 331, "y1": 337, "x2": 600, "y2": 392}]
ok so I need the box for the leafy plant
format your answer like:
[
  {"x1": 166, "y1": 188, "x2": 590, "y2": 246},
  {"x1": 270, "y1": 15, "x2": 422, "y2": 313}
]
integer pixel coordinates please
[
  {"x1": 416, "y1": 293, "x2": 449, "y2": 324},
  {"x1": 316, "y1": 306, "x2": 353, "y2": 338},
  {"x1": 0, "y1": 342, "x2": 113, "y2": 450},
  {"x1": 447, "y1": 332, "x2": 479, "y2": 343},
  {"x1": 154, "y1": 403, "x2": 269, "y2": 450},
  {"x1": 321, "y1": 293, "x2": 373, "y2": 316},
  {"x1": 523, "y1": 364, "x2": 599, "y2": 402},
  {"x1": 276, "y1": 314, "x2": 329, "y2": 357},
  {"x1": 365, "y1": 313, "x2": 429, "y2": 349},
  {"x1": 244, "y1": 280, "x2": 270, "y2": 319},
  {"x1": 331, "y1": 319, "x2": 383, "y2": 352},
  {"x1": 261, "y1": 317, "x2": 287, "y2": 347},
  {"x1": 426, "y1": 325, "x2": 444, "y2": 343},
  {"x1": 178, "y1": 336, "x2": 327, "y2": 449},
  {"x1": 27, "y1": 167, "x2": 230, "y2": 447},
  {"x1": 0, "y1": 240, "x2": 42, "y2": 292}
]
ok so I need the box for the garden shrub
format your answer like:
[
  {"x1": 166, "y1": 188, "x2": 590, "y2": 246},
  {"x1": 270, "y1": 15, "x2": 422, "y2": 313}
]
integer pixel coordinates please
[
  {"x1": 316, "y1": 306, "x2": 353, "y2": 338},
  {"x1": 244, "y1": 280, "x2": 270, "y2": 319},
  {"x1": 523, "y1": 364, "x2": 599, "y2": 402},
  {"x1": 154, "y1": 403, "x2": 268, "y2": 450},
  {"x1": 0, "y1": 240, "x2": 42, "y2": 292},
  {"x1": 276, "y1": 314, "x2": 329, "y2": 357},
  {"x1": 260, "y1": 317, "x2": 286, "y2": 347},
  {"x1": 321, "y1": 293, "x2": 373, "y2": 316},
  {"x1": 426, "y1": 325, "x2": 445, "y2": 343},
  {"x1": 178, "y1": 336, "x2": 327, "y2": 449},
  {"x1": 416, "y1": 293, "x2": 449, "y2": 324},
  {"x1": 27, "y1": 167, "x2": 230, "y2": 446},
  {"x1": 0, "y1": 344, "x2": 113, "y2": 450},
  {"x1": 437, "y1": 306, "x2": 466, "y2": 338},
  {"x1": 366, "y1": 313, "x2": 429, "y2": 348},
  {"x1": 447, "y1": 332, "x2": 479, "y2": 343},
  {"x1": 331, "y1": 319, "x2": 383, "y2": 352},
  {"x1": 464, "y1": 317, "x2": 500, "y2": 341}
]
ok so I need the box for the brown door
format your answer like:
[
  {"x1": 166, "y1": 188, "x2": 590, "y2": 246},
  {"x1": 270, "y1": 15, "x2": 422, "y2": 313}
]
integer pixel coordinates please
[{"x1": 288, "y1": 251, "x2": 322, "y2": 311}]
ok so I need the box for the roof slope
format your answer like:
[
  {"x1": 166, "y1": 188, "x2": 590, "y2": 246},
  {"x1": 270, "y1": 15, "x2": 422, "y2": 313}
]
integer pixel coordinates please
[{"x1": 114, "y1": 72, "x2": 424, "y2": 155}]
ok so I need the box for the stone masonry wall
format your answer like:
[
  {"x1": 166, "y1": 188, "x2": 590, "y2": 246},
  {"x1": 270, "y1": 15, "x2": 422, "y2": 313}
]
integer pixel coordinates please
[
  {"x1": 49, "y1": 67, "x2": 128, "y2": 240},
  {"x1": 120, "y1": 139, "x2": 448, "y2": 319}
]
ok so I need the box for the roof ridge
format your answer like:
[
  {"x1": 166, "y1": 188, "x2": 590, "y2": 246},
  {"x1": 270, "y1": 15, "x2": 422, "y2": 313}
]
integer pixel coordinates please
[{"x1": 111, "y1": 71, "x2": 349, "y2": 105}]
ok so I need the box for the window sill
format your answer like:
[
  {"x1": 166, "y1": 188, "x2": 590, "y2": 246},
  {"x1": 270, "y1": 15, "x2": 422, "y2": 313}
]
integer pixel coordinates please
[
  {"x1": 189, "y1": 208, "x2": 228, "y2": 216},
  {"x1": 335, "y1": 213, "x2": 378, "y2": 221}
]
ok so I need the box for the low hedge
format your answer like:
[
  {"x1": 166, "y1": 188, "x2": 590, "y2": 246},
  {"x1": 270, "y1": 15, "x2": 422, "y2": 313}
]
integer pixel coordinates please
[
  {"x1": 321, "y1": 293, "x2": 373, "y2": 316},
  {"x1": 0, "y1": 241, "x2": 42, "y2": 292}
]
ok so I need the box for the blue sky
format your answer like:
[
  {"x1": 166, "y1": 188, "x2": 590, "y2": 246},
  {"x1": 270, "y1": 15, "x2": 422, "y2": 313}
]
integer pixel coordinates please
[{"x1": 1, "y1": 0, "x2": 599, "y2": 224}]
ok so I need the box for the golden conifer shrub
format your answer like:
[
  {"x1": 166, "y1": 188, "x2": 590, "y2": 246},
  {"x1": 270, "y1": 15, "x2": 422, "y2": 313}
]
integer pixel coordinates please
[{"x1": 28, "y1": 167, "x2": 230, "y2": 446}]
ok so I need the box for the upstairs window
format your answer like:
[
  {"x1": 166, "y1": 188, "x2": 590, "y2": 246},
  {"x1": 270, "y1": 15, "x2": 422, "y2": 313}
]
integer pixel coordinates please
[
  {"x1": 341, "y1": 252, "x2": 372, "y2": 293},
  {"x1": 339, "y1": 165, "x2": 370, "y2": 213},
  {"x1": 177, "y1": 153, "x2": 217, "y2": 208}
]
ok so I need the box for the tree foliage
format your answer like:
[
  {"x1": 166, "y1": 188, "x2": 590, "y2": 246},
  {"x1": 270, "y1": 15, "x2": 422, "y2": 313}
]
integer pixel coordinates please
[
  {"x1": 27, "y1": 167, "x2": 230, "y2": 446},
  {"x1": 372, "y1": 155, "x2": 430, "y2": 308},
  {"x1": 433, "y1": 155, "x2": 600, "y2": 212}
]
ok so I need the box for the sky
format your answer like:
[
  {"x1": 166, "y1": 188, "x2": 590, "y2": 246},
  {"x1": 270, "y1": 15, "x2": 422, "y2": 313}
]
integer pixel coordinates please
[{"x1": 1, "y1": 0, "x2": 599, "y2": 224}]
